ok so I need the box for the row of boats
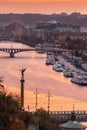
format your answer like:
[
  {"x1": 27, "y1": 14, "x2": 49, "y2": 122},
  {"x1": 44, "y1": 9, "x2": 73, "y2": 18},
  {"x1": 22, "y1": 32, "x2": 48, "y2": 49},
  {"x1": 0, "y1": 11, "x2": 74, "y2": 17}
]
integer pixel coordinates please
[{"x1": 46, "y1": 52, "x2": 87, "y2": 86}]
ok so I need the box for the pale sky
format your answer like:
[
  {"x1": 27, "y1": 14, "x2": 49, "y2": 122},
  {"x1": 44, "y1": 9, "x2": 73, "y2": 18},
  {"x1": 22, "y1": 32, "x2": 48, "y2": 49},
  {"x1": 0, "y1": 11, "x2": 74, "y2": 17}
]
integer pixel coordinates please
[{"x1": 0, "y1": 0, "x2": 87, "y2": 14}]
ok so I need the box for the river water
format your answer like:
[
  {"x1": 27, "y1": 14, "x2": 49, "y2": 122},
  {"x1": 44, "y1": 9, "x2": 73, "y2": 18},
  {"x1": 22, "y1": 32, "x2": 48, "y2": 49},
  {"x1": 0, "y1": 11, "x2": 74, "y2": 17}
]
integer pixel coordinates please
[{"x1": 0, "y1": 41, "x2": 87, "y2": 112}]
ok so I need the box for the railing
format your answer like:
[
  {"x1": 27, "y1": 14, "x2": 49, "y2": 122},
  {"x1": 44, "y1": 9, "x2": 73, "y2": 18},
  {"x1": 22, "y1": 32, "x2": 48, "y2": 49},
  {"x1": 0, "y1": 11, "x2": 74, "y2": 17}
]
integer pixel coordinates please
[{"x1": 50, "y1": 110, "x2": 87, "y2": 121}]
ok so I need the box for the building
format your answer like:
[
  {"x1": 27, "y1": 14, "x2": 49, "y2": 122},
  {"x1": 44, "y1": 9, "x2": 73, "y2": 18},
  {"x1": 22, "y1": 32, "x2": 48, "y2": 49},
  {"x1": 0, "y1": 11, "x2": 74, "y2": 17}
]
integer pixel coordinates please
[
  {"x1": 45, "y1": 31, "x2": 87, "y2": 42},
  {"x1": 60, "y1": 111, "x2": 86, "y2": 130},
  {"x1": 4, "y1": 22, "x2": 28, "y2": 37},
  {"x1": 0, "y1": 25, "x2": 5, "y2": 37},
  {"x1": 36, "y1": 20, "x2": 80, "y2": 32},
  {"x1": 34, "y1": 20, "x2": 83, "y2": 43}
]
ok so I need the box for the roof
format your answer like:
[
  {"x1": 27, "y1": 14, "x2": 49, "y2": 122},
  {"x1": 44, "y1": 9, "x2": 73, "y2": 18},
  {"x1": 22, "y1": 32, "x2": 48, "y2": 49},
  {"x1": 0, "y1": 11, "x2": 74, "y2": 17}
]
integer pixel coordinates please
[
  {"x1": 60, "y1": 121, "x2": 86, "y2": 129},
  {"x1": 47, "y1": 20, "x2": 57, "y2": 24}
]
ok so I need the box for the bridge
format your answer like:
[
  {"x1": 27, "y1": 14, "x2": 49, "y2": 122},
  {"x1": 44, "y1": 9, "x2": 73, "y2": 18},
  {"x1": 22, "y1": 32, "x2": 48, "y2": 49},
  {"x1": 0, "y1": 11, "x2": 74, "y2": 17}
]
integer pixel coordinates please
[
  {"x1": 50, "y1": 110, "x2": 87, "y2": 122},
  {"x1": 0, "y1": 48, "x2": 36, "y2": 58},
  {"x1": 0, "y1": 47, "x2": 71, "y2": 58}
]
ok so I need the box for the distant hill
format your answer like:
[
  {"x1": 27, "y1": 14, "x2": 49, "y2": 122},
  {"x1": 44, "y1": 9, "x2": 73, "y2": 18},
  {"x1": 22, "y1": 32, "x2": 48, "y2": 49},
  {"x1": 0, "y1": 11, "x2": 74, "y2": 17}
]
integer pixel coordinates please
[{"x1": 0, "y1": 13, "x2": 87, "y2": 27}]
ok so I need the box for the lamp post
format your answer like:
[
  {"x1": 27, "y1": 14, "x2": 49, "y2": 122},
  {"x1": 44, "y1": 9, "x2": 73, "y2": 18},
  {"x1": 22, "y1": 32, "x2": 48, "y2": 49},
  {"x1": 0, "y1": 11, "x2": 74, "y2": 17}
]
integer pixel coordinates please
[
  {"x1": 33, "y1": 88, "x2": 39, "y2": 111},
  {"x1": 20, "y1": 68, "x2": 26, "y2": 110},
  {"x1": 46, "y1": 91, "x2": 52, "y2": 114}
]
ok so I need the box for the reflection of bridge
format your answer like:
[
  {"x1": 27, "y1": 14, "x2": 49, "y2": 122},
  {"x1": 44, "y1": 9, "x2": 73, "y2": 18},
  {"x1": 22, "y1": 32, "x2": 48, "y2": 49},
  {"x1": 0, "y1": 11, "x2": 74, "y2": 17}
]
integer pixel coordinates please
[
  {"x1": 50, "y1": 110, "x2": 87, "y2": 122},
  {"x1": 0, "y1": 48, "x2": 71, "y2": 58}
]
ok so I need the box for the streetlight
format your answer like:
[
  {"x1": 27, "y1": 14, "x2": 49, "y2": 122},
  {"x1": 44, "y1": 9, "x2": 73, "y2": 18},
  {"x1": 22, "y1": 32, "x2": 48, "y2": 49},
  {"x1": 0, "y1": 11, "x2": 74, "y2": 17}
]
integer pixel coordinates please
[
  {"x1": 46, "y1": 91, "x2": 52, "y2": 114},
  {"x1": 33, "y1": 88, "x2": 39, "y2": 111}
]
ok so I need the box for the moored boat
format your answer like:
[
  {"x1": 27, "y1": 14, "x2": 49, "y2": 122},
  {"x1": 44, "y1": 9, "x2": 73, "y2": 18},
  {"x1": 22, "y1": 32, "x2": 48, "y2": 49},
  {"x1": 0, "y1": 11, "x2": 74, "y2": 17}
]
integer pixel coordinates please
[
  {"x1": 63, "y1": 70, "x2": 73, "y2": 77},
  {"x1": 53, "y1": 64, "x2": 64, "y2": 72},
  {"x1": 46, "y1": 59, "x2": 51, "y2": 65},
  {"x1": 71, "y1": 75, "x2": 87, "y2": 86},
  {"x1": 46, "y1": 58, "x2": 55, "y2": 65}
]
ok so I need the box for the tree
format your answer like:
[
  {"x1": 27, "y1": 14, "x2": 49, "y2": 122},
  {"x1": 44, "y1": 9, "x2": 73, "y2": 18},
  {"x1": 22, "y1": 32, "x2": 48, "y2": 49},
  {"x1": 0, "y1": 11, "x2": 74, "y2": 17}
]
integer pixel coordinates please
[
  {"x1": 0, "y1": 86, "x2": 21, "y2": 129},
  {"x1": 34, "y1": 108, "x2": 52, "y2": 130},
  {"x1": 18, "y1": 111, "x2": 33, "y2": 129},
  {"x1": 0, "y1": 113, "x2": 9, "y2": 130},
  {"x1": 65, "y1": 37, "x2": 87, "y2": 51}
]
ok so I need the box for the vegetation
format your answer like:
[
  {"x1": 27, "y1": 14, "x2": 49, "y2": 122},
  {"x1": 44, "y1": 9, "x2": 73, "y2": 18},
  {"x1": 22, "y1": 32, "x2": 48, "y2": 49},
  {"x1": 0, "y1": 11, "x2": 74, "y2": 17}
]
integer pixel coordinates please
[
  {"x1": 20, "y1": 34, "x2": 43, "y2": 45},
  {"x1": 0, "y1": 81, "x2": 21, "y2": 130},
  {"x1": 0, "y1": 83, "x2": 60, "y2": 130},
  {"x1": 14, "y1": 33, "x2": 43, "y2": 47},
  {"x1": 65, "y1": 37, "x2": 87, "y2": 50},
  {"x1": 61, "y1": 37, "x2": 87, "y2": 58}
]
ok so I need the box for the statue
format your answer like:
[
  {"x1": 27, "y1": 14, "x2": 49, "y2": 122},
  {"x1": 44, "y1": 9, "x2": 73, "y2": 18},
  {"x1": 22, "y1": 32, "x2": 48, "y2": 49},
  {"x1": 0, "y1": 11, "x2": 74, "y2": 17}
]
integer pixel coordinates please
[{"x1": 20, "y1": 68, "x2": 26, "y2": 78}]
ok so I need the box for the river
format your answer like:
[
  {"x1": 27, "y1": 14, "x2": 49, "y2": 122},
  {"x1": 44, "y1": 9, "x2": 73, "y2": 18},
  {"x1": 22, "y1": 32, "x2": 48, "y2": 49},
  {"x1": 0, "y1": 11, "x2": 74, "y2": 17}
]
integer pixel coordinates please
[{"x1": 0, "y1": 41, "x2": 87, "y2": 112}]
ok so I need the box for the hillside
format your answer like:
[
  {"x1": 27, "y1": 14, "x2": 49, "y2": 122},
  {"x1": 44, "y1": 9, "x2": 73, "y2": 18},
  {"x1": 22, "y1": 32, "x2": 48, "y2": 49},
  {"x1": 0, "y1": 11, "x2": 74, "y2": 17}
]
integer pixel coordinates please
[{"x1": 0, "y1": 13, "x2": 87, "y2": 27}]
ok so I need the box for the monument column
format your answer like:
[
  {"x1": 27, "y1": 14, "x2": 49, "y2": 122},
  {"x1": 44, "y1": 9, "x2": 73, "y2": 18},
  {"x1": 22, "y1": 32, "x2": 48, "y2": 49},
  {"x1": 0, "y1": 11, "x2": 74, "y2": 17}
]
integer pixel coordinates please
[{"x1": 20, "y1": 68, "x2": 26, "y2": 109}]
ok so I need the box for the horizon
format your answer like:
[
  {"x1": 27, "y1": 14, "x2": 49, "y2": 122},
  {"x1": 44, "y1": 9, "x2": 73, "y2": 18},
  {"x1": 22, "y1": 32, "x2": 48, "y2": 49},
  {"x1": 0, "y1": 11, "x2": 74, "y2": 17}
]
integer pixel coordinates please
[
  {"x1": 0, "y1": 0, "x2": 87, "y2": 15},
  {"x1": 0, "y1": 12, "x2": 87, "y2": 15}
]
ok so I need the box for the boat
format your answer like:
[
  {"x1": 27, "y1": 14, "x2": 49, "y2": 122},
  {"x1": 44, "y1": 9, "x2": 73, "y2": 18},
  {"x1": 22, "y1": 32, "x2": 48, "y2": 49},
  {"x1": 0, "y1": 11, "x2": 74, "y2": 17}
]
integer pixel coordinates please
[
  {"x1": 47, "y1": 52, "x2": 54, "y2": 59},
  {"x1": 53, "y1": 64, "x2": 64, "y2": 72},
  {"x1": 50, "y1": 59, "x2": 55, "y2": 65},
  {"x1": 46, "y1": 59, "x2": 51, "y2": 65},
  {"x1": 63, "y1": 65, "x2": 69, "y2": 70},
  {"x1": 35, "y1": 44, "x2": 45, "y2": 53},
  {"x1": 63, "y1": 69, "x2": 73, "y2": 77},
  {"x1": 46, "y1": 58, "x2": 55, "y2": 65},
  {"x1": 71, "y1": 75, "x2": 87, "y2": 86}
]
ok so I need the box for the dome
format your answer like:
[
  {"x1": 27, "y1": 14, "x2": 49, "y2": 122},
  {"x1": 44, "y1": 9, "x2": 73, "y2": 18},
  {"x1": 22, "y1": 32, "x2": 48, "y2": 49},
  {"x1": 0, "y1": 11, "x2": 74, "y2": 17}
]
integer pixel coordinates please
[
  {"x1": 60, "y1": 121, "x2": 86, "y2": 129},
  {"x1": 47, "y1": 20, "x2": 57, "y2": 24}
]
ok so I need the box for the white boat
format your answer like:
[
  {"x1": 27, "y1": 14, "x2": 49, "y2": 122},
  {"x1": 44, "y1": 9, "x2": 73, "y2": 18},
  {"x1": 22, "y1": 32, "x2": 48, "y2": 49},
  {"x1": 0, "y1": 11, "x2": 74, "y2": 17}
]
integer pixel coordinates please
[
  {"x1": 63, "y1": 70, "x2": 73, "y2": 77},
  {"x1": 63, "y1": 65, "x2": 69, "y2": 70},
  {"x1": 35, "y1": 44, "x2": 45, "y2": 53},
  {"x1": 53, "y1": 64, "x2": 64, "y2": 72},
  {"x1": 50, "y1": 59, "x2": 55, "y2": 65},
  {"x1": 46, "y1": 58, "x2": 55, "y2": 65},
  {"x1": 46, "y1": 59, "x2": 51, "y2": 65},
  {"x1": 71, "y1": 75, "x2": 87, "y2": 86},
  {"x1": 35, "y1": 44, "x2": 42, "y2": 49}
]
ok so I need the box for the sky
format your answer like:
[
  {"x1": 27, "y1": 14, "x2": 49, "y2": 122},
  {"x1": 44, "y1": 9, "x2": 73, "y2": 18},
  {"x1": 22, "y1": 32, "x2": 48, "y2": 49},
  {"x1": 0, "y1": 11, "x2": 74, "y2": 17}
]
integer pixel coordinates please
[{"x1": 0, "y1": 0, "x2": 87, "y2": 14}]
